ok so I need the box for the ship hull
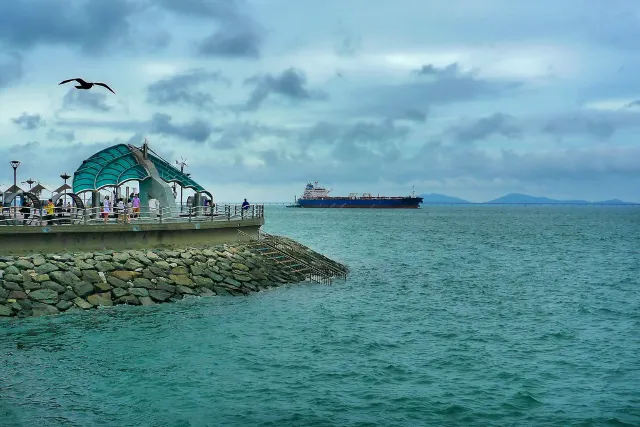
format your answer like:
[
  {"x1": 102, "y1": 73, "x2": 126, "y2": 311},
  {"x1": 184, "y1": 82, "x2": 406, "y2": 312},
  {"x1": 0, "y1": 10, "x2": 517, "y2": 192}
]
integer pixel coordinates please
[{"x1": 297, "y1": 197, "x2": 423, "y2": 209}]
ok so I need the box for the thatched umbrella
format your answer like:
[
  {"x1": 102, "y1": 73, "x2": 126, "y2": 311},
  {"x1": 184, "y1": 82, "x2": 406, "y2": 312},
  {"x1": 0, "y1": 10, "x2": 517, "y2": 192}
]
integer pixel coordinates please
[
  {"x1": 30, "y1": 183, "x2": 47, "y2": 198},
  {"x1": 4, "y1": 184, "x2": 24, "y2": 194},
  {"x1": 53, "y1": 183, "x2": 72, "y2": 194}
]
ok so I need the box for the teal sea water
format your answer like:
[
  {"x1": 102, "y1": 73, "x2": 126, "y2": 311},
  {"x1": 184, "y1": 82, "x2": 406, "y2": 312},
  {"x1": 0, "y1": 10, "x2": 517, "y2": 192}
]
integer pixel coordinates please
[{"x1": 1, "y1": 206, "x2": 639, "y2": 426}]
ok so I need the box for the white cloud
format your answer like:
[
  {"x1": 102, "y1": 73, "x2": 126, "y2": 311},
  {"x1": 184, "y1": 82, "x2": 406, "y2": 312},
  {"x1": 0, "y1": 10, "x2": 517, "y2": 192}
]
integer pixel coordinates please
[{"x1": 582, "y1": 99, "x2": 638, "y2": 111}]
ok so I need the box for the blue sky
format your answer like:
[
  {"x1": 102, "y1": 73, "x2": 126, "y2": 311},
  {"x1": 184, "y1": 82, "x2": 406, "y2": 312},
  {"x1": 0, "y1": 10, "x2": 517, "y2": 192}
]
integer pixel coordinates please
[{"x1": 1, "y1": 0, "x2": 639, "y2": 202}]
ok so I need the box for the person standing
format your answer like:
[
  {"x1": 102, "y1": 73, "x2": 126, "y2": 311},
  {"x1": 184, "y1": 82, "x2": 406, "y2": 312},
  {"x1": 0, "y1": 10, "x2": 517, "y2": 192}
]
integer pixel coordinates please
[
  {"x1": 103, "y1": 196, "x2": 111, "y2": 224},
  {"x1": 116, "y1": 198, "x2": 125, "y2": 223},
  {"x1": 241, "y1": 198, "x2": 250, "y2": 218},
  {"x1": 132, "y1": 193, "x2": 140, "y2": 218},
  {"x1": 20, "y1": 199, "x2": 31, "y2": 225},
  {"x1": 125, "y1": 198, "x2": 132, "y2": 223},
  {"x1": 55, "y1": 198, "x2": 64, "y2": 217},
  {"x1": 45, "y1": 199, "x2": 55, "y2": 225}
]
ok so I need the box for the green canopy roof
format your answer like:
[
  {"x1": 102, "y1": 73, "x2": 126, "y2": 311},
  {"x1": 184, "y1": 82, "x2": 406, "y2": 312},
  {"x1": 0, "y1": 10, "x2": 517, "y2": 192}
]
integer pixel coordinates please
[{"x1": 72, "y1": 144, "x2": 206, "y2": 193}]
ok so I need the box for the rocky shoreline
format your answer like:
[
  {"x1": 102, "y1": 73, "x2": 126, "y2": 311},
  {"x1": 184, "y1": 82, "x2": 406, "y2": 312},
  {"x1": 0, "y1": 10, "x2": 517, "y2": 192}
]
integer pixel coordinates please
[{"x1": 0, "y1": 243, "x2": 320, "y2": 318}]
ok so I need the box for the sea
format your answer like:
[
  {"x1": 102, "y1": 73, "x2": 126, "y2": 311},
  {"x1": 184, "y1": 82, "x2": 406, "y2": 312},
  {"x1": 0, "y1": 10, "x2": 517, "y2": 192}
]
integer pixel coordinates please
[{"x1": 1, "y1": 205, "x2": 639, "y2": 427}]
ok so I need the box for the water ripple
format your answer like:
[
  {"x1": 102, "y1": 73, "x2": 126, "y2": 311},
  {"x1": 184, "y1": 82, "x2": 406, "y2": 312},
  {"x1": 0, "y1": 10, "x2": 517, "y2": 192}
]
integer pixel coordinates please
[{"x1": 1, "y1": 206, "x2": 639, "y2": 426}]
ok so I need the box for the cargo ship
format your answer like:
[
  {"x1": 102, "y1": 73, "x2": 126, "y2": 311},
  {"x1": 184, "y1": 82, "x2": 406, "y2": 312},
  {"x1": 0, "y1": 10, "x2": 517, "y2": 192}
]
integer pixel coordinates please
[{"x1": 296, "y1": 182, "x2": 423, "y2": 208}]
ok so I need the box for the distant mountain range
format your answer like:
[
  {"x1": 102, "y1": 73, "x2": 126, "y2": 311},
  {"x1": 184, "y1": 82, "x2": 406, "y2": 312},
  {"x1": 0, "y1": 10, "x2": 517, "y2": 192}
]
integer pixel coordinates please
[{"x1": 418, "y1": 192, "x2": 638, "y2": 205}]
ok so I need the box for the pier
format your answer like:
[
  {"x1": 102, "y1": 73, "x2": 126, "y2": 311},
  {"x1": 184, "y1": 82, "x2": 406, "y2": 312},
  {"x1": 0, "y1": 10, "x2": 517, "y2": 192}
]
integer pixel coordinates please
[
  {"x1": 0, "y1": 204, "x2": 264, "y2": 254},
  {"x1": 0, "y1": 141, "x2": 269, "y2": 253},
  {"x1": 0, "y1": 139, "x2": 349, "y2": 320}
]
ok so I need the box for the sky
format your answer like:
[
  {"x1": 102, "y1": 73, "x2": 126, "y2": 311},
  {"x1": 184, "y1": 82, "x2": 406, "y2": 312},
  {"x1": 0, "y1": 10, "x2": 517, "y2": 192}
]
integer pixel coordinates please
[{"x1": 1, "y1": 0, "x2": 640, "y2": 203}]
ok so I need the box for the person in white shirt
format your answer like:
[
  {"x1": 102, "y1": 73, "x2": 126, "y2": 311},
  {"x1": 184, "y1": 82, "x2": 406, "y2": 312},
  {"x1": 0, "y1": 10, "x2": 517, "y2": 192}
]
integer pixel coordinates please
[
  {"x1": 116, "y1": 198, "x2": 126, "y2": 223},
  {"x1": 126, "y1": 199, "x2": 133, "y2": 223},
  {"x1": 103, "y1": 196, "x2": 111, "y2": 223}
]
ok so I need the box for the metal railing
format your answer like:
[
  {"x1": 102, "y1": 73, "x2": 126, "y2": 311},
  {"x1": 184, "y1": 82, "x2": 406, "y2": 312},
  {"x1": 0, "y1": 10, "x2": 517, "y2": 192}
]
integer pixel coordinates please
[
  {"x1": 258, "y1": 231, "x2": 349, "y2": 279},
  {"x1": 0, "y1": 204, "x2": 264, "y2": 227},
  {"x1": 237, "y1": 229, "x2": 347, "y2": 285}
]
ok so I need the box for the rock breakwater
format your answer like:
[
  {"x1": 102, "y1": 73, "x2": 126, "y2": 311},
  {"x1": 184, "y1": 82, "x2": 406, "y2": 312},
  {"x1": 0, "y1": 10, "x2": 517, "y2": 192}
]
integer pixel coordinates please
[{"x1": 0, "y1": 243, "x2": 328, "y2": 318}]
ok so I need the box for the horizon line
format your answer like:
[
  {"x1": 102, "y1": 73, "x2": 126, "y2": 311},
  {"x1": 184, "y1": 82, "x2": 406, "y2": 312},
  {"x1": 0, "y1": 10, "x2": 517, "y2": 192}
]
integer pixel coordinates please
[{"x1": 219, "y1": 201, "x2": 640, "y2": 206}]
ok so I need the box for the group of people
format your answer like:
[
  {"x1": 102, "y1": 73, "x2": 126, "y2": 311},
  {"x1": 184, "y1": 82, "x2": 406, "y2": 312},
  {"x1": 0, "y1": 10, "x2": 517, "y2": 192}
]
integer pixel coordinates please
[
  {"x1": 54, "y1": 198, "x2": 72, "y2": 216},
  {"x1": 202, "y1": 198, "x2": 251, "y2": 215},
  {"x1": 101, "y1": 193, "x2": 141, "y2": 223},
  {"x1": 8, "y1": 193, "x2": 252, "y2": 226},
  {"x1": 98, "y1": 194, "x2": 249, "y2": 222},
  {"x1": 18, "y1": 197, "x2": 73, "y2": 225}
]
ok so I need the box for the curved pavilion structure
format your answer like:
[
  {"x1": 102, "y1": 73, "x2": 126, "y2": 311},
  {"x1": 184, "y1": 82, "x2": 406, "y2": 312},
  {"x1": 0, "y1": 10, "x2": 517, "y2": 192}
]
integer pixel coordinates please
[{"x1": 72, "y1": 141, "x2": 210, "y2": 212}]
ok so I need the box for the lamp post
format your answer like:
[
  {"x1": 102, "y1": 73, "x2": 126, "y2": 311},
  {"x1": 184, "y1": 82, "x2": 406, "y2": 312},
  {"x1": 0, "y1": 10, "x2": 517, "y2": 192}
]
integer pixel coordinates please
[
  {"x1": 10, "y1": 160, "x2": 20, "y2": 210},
  {"x1": 22, "y1": 178, "x2": 35, "y2": 190},
  {"x1": 60, "y1": 172, "x2": 70, "y2": 194},
  {"x1": 175, "y1": 157, "x2": 187, "y2": 212},
  {"x1": 60, "y1": 172, "x2": 71, "y2": 211}
]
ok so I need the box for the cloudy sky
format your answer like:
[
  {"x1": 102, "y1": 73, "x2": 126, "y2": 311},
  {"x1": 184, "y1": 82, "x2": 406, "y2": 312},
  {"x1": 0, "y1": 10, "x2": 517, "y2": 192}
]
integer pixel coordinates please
[{"x1": 1, "y1": 0, "x2": 640, "y2": 202}]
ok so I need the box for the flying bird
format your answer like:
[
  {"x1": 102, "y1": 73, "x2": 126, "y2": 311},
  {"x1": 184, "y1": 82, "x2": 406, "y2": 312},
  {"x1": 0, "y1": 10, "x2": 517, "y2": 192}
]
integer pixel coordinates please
[{"x1": 58, "y1": 78, "x2": 116, "y2": 94}]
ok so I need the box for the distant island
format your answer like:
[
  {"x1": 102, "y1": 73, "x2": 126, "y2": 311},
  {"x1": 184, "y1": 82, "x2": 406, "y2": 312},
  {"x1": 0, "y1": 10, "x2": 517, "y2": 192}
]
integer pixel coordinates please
[{"x1": 417, "y1": 192, "x2": 638, "y2": 205}]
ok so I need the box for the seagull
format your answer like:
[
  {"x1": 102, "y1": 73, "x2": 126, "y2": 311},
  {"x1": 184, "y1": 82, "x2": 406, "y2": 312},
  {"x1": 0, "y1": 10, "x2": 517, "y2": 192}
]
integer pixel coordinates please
[{"x1": 58, "y1": 78, "x2": 116, "y2": 94}]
